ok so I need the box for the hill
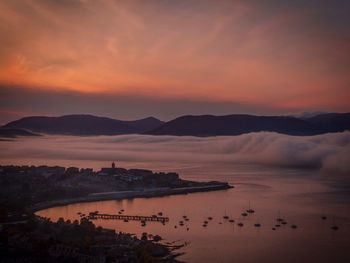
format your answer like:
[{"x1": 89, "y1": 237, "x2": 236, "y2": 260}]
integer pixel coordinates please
[
  {"x1": 147, "y1": 113, "x2": 350, "y2": 136},
  {"x1": 3, "y1": 115, "x2": 164, "y2": 136},
  {"x1": 0, "y1": 128, "x2": 40, "y2": 138}
]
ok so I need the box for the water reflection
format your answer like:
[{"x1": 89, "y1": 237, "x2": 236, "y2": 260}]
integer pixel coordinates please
[{"x1": 37, "y1": 168, "x2": 350, "y2": 263}]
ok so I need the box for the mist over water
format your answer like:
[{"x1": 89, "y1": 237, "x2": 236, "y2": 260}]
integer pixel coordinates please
[{"x1": 1, "y1": 132, "x2": 350, "y2": 177}]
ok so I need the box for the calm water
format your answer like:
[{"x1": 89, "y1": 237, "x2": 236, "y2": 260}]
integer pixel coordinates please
[
  {"x1": 37, "y1": 165, "x2": 350, "y2": 263},
  {"x1": 1, "y1": 135, "x2": 350, "y2": 262}
]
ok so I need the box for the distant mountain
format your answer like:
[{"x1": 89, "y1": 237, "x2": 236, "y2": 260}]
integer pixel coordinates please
[
  {"x1": 305, "y1": 113, "x2": 350, "y2": 133},
  {"x1": 3, "y1": 115, "x2": 164, "y2": 136},
  {"x1": 147, "y1": 113, "x2": 350, "y2": 136},
  {"x1": 0, "y1": 128, "x2": 40, "y2": 138},
  {"x1": 3, "y1": 113, "x2": 349, "y2": 137}
]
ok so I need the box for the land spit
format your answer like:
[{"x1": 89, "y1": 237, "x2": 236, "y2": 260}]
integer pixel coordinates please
[{"x1": 31, "y1": 183, "x2": 232, "y2": 212}]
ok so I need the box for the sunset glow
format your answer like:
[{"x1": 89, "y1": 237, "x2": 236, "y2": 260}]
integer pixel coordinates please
[{"x1": 0, "y1": 0, "x2": 349, "y2": 122}]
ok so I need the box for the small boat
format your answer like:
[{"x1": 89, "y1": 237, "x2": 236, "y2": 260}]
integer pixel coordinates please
[
  {"x1": 272, "y1": 227, "x2": 276, "y2": 231},
  {"x1": 223, "y1": 210, "x2": 229, "y2": 219},
  {"x1": 186, "y1": 227, "x2": 189, "y2": 231},
  {"x1": 321, "y1": 216, "x2": 327, "y2": 220},
  {"x1": 331, "y1": 217, "x2": 338, "y2": 230},
  {"x1": 229, "y1": 219, "x2": 235, "y2": 223},
  {"x1": 246, "y1": 201, "x2": 255, "y2": 213},
  {"x1": 254, "y1": 223, "x2": 261, "y2": 227},
  {"x1": 185, "y1": 218, "x2": 189, "y2": 221},
  {"x1": 276, "y1": 218, "x2": 284, "y2": 222},
  {"x1": 174, "y1": 225, "x2": 177, "y2": 228},
  {"x1": 237, "y1": 222, "x2": 244, "y2": 227},
  {"x1": 208, "y1": 217, "x2": 213, "y2": 220},
  {"x1": 241, "y1": 212, "x2": 248, "y2": 217},
  {"x1": 204, "y1": 220, "x2": 208, "y2": 224},
  {"x1": 275, "y1": 224, "x2": 281, "y2": 227},
  {"x1": 202, "y1": 224, "x2": 207, "y2": 227},
  {"x1": 291, "y1": 224, "x2": 298, "y2": 229},
  {"x1": 281, "y1": 221, "x2": 287, "y2": 225}
]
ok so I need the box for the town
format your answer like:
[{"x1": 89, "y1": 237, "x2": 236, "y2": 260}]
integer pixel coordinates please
[{"x1": 0, "y1": 162, "x2": 231, "y2": 263}]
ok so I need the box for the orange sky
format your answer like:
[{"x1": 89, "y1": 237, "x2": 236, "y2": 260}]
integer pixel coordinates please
[{"x1": 0, "y1": 0, "x2": 349, "y2": 121}]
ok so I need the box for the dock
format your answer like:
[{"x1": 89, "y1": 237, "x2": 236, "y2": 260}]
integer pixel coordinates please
[{"x1": 87, "y1": 213, "x2": 169, "y2": 223}]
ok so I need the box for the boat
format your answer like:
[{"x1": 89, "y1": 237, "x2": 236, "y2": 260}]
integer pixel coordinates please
[
  {"x1": 246, "y1": 201, "x2": 255, "y2": 213},
  {"x1": 254, "y1": 223, "x2": 261, "y2": 227},
  {"x1": 241, "y1": 212, "x2": 248, "y2": 217},
  {"x1": 237, "y1": 222, "x2": 244, "y2": 227},
  {"x1": 291, "y1": 224, "x2": 298, "y2": 229},
  {"x1": 223, "y1": 209, "x2": 229, "y2": 219},
  {"x1": 229, "y1": 219, "x2": 235, "y2": 223}
]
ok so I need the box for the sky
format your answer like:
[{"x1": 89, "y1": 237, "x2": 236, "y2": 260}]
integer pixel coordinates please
[{"x1": 0, "y1": 0, "x2": 349, "y2": 123}]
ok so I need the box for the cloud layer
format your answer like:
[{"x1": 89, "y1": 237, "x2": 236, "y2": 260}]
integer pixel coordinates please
[{"x1": 1, "y1": 132, "x2": 349, "y2": 177}]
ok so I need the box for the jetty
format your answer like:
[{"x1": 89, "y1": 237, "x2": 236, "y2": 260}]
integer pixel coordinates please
[{"x1": 88, "y1": 213, "x2": 169, "y2": 223}]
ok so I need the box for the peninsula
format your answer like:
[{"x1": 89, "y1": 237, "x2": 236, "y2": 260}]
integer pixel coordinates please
[{"x1": 0, "y1": 162, "x2": 231, "y2": 262}]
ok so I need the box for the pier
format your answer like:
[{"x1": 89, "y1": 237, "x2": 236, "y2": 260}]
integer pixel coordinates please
[{"x1": 88, "y1": 213, "x2": 169, "y2": 223}]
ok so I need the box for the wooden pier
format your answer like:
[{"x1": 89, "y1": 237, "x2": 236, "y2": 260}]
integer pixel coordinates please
[{"x1": 87, "y1": 213, "x2": 169, "y2": 223}]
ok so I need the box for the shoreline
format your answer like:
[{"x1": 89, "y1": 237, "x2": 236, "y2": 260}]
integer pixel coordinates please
[{"x1": 31, "y1": 183, "x2": 232, "y2": 213}]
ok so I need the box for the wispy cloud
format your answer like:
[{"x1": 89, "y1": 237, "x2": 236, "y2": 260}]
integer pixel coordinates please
[{"x1": 0, "y1": 0, "x2": 349, "y2": 113}]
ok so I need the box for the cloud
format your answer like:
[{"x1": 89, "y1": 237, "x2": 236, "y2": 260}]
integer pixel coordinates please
[
  {"x1": 0, "y1": 0, "x2": 349, "y2": 112},
  {"x1": 1, "y1": 132, "x2": 349, "y2": 177}
]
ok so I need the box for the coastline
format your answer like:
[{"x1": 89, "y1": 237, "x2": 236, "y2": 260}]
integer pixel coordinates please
[{"x1": 31, "y1": 183, "x2": 232, "y2": 213}]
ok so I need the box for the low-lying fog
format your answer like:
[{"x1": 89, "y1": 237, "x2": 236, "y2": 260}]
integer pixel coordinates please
[{"x1": 1, "y1": 131, "x2": 349, "y2": 177}]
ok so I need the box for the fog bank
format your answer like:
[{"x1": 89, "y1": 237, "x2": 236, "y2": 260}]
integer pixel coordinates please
[{"x1": 1, "y1": 132, "x2": 349, "y2": 176}]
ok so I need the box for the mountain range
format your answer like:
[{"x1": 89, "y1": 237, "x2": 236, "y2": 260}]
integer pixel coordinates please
[
  {"x1": 1, "y1": 115, "x2": 163, "y2": 136},
  {"x1": 1, "y1": 113, "x2": 350, "y2": 137}
]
